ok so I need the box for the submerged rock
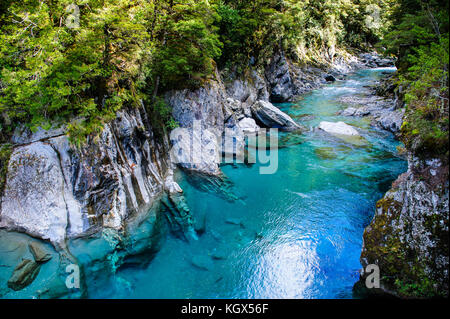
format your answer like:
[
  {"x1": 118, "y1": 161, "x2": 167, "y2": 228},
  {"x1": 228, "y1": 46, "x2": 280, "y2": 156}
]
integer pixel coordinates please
[
  {"x1": 211, "y1": 251, "x2": 227, "y2": 261},
  {"x1": 28, "y1": 242, "x2": 52, "y2": 263},
  {"x1": 190, "y1": 255, "x2": 213, "y2": 271},
  {"x1": 7, "y1": 259, "x2": 40, "y2": 291},
  {"x1": 161, "y1": 193, "x2": 196, "y2": 241},
  {"x1": 225, "y1": 218, "x2": 244, "y2": 228},
  {"x1": 251, "y1": 100, "x2": 302, "y2": 131},
  {"x1": 183, "y1": 171, "x2": 240, "y2": 203},
  {"x1": 314, "y1": 147, "x2": 338, "y2": 160},
  {"x1": 318, "y1": 121, "x2": 359, "y2": 136},
  {"x1": 194, "y1": 214, "x2": 207, "y2": 236}
]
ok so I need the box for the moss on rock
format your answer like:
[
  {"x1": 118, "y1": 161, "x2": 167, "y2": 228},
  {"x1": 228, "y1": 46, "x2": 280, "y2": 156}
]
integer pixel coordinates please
[{"x1": 360, "y1": 159, "x2": 449, "y2": 298}]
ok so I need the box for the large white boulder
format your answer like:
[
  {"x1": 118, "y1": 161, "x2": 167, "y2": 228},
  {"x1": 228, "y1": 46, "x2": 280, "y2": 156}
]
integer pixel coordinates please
[
  {"x1": 0, "y1": 143, "x2": 68, "y2": 244},
  {"x1": 318, "y1": 121, "x2": 359, "y2": 136},
  {"x1": 169, "y1": 127, "x2": 221, "y2": 175},
  {"x1": 237, "y1": 117, "x2": 260, "y2": 133}
]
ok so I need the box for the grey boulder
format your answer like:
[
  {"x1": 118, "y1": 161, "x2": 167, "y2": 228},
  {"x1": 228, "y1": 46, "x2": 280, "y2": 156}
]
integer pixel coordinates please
[{"x1": 251, "y1": 100, "x2": 302, "y2": 132}]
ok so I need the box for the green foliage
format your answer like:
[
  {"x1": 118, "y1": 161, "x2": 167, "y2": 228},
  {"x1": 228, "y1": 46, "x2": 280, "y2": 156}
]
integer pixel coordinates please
[
  {"x1": 151, "y1": 97, "x2": 178, "y2": 129},
  {"x1": 1, "y1": 0, "x2": 444, "y2": 148},
  {"x1": 214, "y1": 0, "x2": 392, "y2": 69},
  {"x1": 383, "y1": 0, "x2": 449, "y2": 160},
  {"x1": 150, "y1": 0, "x2": 222, "y2": 90},
  {"x1": 0, "y1": 1, "x2": 222, "y2": 143},
  {"x1": 0, "y1": 0, "x2": 152, "y2": 145}
]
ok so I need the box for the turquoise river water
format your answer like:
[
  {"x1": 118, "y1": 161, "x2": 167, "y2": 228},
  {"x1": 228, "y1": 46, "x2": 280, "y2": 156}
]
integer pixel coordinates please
[{"x1": 91, "y1": 68, "x2": 407, "y2": 299}]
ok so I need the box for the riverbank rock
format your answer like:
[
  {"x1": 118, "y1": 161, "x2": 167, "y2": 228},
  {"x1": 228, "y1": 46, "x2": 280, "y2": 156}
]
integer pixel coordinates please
[
  {"x1": 318, "y1": 121, "x2": 359, "y2": 136},
  {"x1": 1, "y1": 105, "x2": 171, "y2": 245},
  {"x1": 265, "y1": 51, "x2": 295, "y2": 102},
  {"x1": 359, "y1": 53, "x2": 395, "y2": 68},
  {"x1": 359, "y1": 156, "x2": 449, "y2": 298},
  {"x1": 237, "y1": 118, "x2": 260, "y2": 133},
  {"x1": 0, "y1": 142, "x2": 69, "y2": 244},
  {"x1": 376, "y1": 108, "x2": 405, "y2": 134},
  {"x1": 225, "y1": 70, "x2": 270, "y2": 107},
  {"x1": 251, "y1": 100, "x2": 302, "y2": 131},
  {"x1": 338, "y1": 91, "x2": 404, "y2": 135}
]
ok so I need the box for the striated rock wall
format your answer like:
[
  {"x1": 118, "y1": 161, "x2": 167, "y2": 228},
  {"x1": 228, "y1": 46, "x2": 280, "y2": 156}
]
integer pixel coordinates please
[
  {"x1": 0, "y1": 105, "x2": 190, "y2": 298},
  {"x1": 0, "y1": 106, "x2": 179, "y2": 246}
]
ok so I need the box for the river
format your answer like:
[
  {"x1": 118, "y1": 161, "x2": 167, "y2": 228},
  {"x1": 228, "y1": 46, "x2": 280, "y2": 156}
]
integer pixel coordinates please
[{"x1": 90, "y1": 67, "x2": 407, "y2": 299}]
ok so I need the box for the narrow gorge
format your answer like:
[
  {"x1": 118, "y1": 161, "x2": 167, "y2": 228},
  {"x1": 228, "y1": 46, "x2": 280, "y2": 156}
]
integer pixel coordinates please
[{"x1": 0, "y1": 0, "x2": 448, "y2": 299}]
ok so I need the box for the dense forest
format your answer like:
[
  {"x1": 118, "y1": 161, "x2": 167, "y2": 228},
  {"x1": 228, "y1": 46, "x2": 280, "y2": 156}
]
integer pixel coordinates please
[
  {"x1": 0, "y1": 0, "x2": 448, "y2": 172},
  {"x1": 0, "y1": 0, "x2": 448, "y2": 300}
]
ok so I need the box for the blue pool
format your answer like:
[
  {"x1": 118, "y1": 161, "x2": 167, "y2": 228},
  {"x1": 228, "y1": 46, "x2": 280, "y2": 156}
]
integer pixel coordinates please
[{"x1": 90, "y1": 68, "x2": 407, "y2": 299}]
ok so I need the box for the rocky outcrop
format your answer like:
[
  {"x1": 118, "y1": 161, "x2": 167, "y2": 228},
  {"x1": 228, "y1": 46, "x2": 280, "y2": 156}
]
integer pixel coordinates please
[
  {"x1": 166, "y1": 70, "x2": 301, "y2": 174},
  {"x1": 0, "y1": 106, "x2": 178, "y2": 246},
  {"x1": 225, "y1": 70, "x2": 270, "y2": 107},
  {"x1": 318, "y1": 121, "x2": 359, "y2": 136},
  {"x1": 264, "y1": 50, "x2": 391, "y2": 103},
  {"x1": 165, "y1": 81, "x2": 226, "y2": 137},
  {"x1": 265, "y1": 51, "x2": 296, "y2": 102},
  {"x1": 359, "y1": 156, "x2": 449, "y2": 298}
]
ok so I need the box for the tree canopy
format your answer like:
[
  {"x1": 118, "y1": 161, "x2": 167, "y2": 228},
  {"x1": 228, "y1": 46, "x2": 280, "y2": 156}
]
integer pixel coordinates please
[{"x1": 0, "y1": 0, "x2": 447, "y2": 153}]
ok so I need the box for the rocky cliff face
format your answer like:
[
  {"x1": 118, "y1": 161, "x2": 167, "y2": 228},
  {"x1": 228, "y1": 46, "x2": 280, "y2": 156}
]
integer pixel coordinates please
[
  {"x1": 0, "y1": 105, "x2": 187, "y2": 298},
  {"x1": 352, "y1": 65, "x2": 449, "y2": 298},
  {"x1": 1, "y1": 106, "x2": 178, "y2": 246},
  {"x1": 359, "y1": 155, "x2": 449, "y2": 298},
  {"x1": 165, "y1": 50, "x2": 384, "y2": 176},
  {"x1": 165, "y1": 67, "x2": 299, "y2": 176}
]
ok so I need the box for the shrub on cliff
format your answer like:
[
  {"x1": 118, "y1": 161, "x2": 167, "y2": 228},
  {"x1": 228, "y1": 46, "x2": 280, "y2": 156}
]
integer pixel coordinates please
[{"x1": 382, "y1": 0, "x2": 449, "y2": 161}]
